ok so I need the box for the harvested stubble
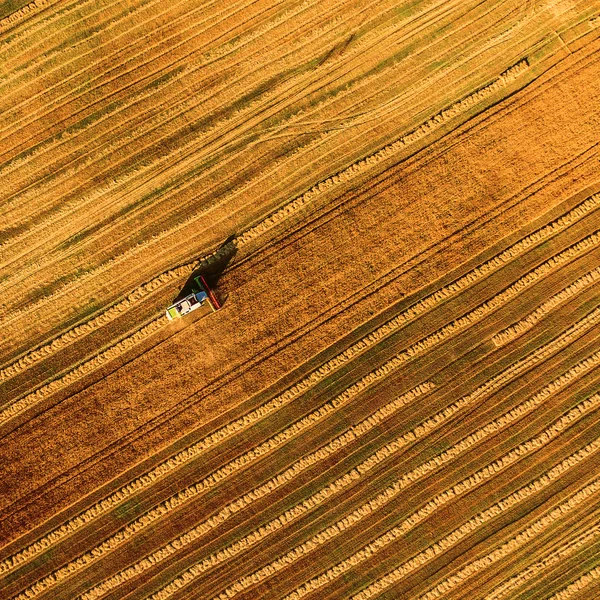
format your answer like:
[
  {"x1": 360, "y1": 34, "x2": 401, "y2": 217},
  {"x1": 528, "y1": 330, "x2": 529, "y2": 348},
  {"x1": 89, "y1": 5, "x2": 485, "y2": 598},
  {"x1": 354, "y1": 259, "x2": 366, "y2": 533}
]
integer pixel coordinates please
[
  {"x1": 127, "y1": 310, "x2": 600, "y2": 600},
  {"x1": 5, "y1": 204, "x2": 598, "y2": 581},
  {"x1": 214, "y1": 350, "x2": 600, "y2": 600},
  {"x1": 483, "y1": 523, "x2": 600, "y2": 600},
  {"x1": 348, "y1": 439, "x2": 600, "y2": 600},
  {"x1": 78, "y1": 384, "x2": 435, "y2": 600},
  {"x1": 549, "y1": 565, "x2": 600, "y2": 600},
  {"x1": 10, "y1": 373, "x2": 433, "y2": 600},
  {"x1": 4, "y1": 196, "x2": 599, "y2": 430}
]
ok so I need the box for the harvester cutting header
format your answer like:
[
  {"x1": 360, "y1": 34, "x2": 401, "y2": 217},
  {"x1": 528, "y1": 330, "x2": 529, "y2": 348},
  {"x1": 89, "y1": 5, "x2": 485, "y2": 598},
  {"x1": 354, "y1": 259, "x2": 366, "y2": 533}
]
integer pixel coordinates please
[{"x1": 165, "y1": 275, "x2": 221, "y2": 320}]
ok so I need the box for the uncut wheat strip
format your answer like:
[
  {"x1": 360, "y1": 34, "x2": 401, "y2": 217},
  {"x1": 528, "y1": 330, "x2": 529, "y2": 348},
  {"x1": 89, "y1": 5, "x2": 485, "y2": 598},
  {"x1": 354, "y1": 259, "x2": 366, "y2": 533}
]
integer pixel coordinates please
[
  {"x1": 1, "y1": 0, "x2": 476, "y2": 222},
  {"x1": 483, "y1": 523, "x2": 600, "y2": 600},
  {"x1": 0, "y1": 55, "x2": 535, "y2": 321},
  {"x1": 77, "y1": 383, "x2": 441, "y2": 600},
  {"x1": 0, "y1": 0, "x2": 373, "y2": 259},
  {"x1": 494, "y1": 265, "x2": 600, "y2": 346},
  {"x1": 5, "y1": 214, "x2": 596, "y2": 410},
  {"x1": 288, "y1": 0, "x2": 536, "y2": 133},
  {"x1": 214, "y1": 358, "x2": 600, "y2": 600},
  {"x1": 548, "y1": 565, "x2": 600, "y2": 599},
  {"x1": 0, "y1": 0, "x2": 284, "y2": 192},
  {"x1": 1, "y1": 34, "x2": 530, "y2": 279},
  {"x1": 0, "y1": 54, "x2": 544, "y2": 336},
  {"x1": 0, "y1": 0, "x2": 149, "y2": 82},
  {"x1": 418, "y1": 492, "x2": 600, "y2": 600},
  {"x1": 0, "y1": 0, "x2": 128, "y2": 57},
  {"x1": 287, "y1": 418, "x2": 600, "y2": 600},
  {"x1": 10, "y1": 382, "x2": 434, "y2": 598},
  {"x1": 343, "y1": 439, "x2": 600, "y2": 600},
  {"x1": 8, "y1": 300, "x2": 597, "y2": 592},
  {"x1": 0, "y1": 262, "x2": 194, "y2": 381},
  {"x1": 5, "y1": 215, "x2": 596, "y2": 456}
]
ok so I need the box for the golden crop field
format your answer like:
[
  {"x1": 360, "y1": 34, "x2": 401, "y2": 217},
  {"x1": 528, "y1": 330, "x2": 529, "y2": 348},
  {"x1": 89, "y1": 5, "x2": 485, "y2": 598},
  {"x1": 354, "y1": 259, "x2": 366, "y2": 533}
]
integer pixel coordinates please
[{"x1": 1, "y1": 0, "x2": 600, "y2": 598}]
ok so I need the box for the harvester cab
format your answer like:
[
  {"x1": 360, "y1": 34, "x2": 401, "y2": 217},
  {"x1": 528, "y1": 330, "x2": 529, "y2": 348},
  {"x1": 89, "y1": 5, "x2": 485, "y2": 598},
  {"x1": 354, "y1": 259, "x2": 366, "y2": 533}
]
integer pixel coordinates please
[{"x1": 165, "y1": 275, "x2": 221, "y2": 320}]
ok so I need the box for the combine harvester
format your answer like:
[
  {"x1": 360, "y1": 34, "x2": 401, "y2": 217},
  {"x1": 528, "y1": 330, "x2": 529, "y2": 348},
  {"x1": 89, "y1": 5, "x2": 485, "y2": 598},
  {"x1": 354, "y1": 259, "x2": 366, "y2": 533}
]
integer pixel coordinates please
[{"x1": 165, "y1": 275, "x2": 221, "y2": 320}]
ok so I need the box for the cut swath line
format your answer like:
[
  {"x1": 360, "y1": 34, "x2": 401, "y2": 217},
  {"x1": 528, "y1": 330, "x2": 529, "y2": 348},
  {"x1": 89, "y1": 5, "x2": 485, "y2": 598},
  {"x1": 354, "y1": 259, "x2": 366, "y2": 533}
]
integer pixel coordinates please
[
  {"x1": 548, "y1": 564, "x2": 600, "y2": 600},
  {"x1": 11, "y1": 380, "x2": 433, "y2": 598},
  {"x1": 77, "y1": 383, "x2": 435, "y2": 600},
  {"x1": 284, "y1": 396, "x2": 600, "y2": 600},
  {"x1": 482, "y1": 522, "x2": 600, "y2": 600},
  {"x1": 4, "y1": 218, "x2": 598, "y2": 431},
  {"x1": 1, "y1": 196, "x2": 598, "y2": 579},
  {"x1": 213, "y1": 350, "x2": 600, "y2": 600},
  {"x1": 492, "y1": 264, "x2": 600, "y2": 347},
  {"x1": 0, "y1": 54, "x2": 532, "y2": 324},
  {"x1": 419, "y1": 494, "x2": 600, "y2": 600}
]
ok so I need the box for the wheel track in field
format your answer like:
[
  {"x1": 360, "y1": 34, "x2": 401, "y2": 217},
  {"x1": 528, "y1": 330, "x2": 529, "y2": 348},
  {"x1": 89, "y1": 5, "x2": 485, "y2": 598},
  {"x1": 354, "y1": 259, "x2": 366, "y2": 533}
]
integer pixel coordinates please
[
  {"x1": 482, "y1": 520, "x2": 600, "y2": 600},
  {"x1": 0, "y1": 0, "x2": 301, "y2": 147},
  {"x1": 0, "y1": 54, "x2": 533, "y2": 335},
  {"x1": 190, "y1": 352, "x2": 600, "y2": 600},
  {"x1": 0, "y1": 0, "x2": 468, "y2": 259},
  {"x1": 549, "y1": 564, "x2": 600, "y2": 599},
  {"x1": 417, "y1": 495, "x2": 600, "y2": 599},
  {"x1": 10, "y1": 302, "x2": 600, "y2": 594},
  {"x1": 5, "y1": 235, "x2": 599, "y2": 585},
  {"x1": 1, "y1": 193, "x2": 597, "y2": 428},
  {"x1": 140, "y1": 374, "x2": 600, "y2": 599},
  {"x1": 287, "y1": 411, "x2": 600, "y2": 600}
]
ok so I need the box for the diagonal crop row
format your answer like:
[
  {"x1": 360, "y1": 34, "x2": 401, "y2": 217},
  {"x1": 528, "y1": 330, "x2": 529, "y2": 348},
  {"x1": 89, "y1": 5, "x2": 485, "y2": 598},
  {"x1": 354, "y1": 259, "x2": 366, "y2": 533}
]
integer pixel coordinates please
[
  {"x1": 77, "y1": 383, "x2": 436, "y2": 600},
  {"x1": 346, "y1": 430, "x2": 600, "y2": 599},
  {"x1": 1, "y1": 53, "x2": 537, "y2": 322},
  {"x1": 549, "y1": 565, "x2": 600, "y2": 600},
  {"x1": 17, "y1": 305, "x2": 600, "y2": 599},
  {"x1": 0, "y1": 263, "x2": 192, "y2": 382},
  {"x1": 492, "y1": 264, "x2": 600, "y2": 346},
  {"x1": 482, "y1": 522, "x2": 600, "y2": 600},
  {"x1": 2, "y1": 200, "x2": 598, "y2": 576},
  {"x1": 113, "y1": 314, "x2": 600, "y2": 600},
  {"x1": 4, "y1": 197, "x2": 598, "y2": 433},
  {"x1": 0, "y1": 0, "x2": 53, "y2": 34},
  {"x1": 212, "y1": 351, "x2": 600, "y2": 599},
  {"x1": 0, "y1": 316, "x2": 166, "y2": 425},
  {"x1": 11, "y1": 376, "x2": 434, "y2": 598},
  {"x1": 418, "y1": 494, "x2": 600, "y2": 599},
  {"x1": 2, "y1": 340, "x2": 435, "y2": 582}
]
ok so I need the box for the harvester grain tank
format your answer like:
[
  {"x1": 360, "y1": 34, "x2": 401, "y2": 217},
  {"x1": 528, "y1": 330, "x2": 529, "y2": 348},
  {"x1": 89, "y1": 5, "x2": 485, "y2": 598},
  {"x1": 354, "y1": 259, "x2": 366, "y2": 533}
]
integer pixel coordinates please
[{"x1": 165, "y1": 275, "x2": 221, "y2": 320}]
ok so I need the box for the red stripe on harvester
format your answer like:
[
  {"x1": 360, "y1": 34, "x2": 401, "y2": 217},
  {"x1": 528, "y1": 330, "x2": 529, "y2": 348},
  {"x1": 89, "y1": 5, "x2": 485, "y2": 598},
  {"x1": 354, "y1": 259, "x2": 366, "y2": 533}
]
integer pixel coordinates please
[{"x1": 200, "y1": 275, "x2": 221, "y2": 310}]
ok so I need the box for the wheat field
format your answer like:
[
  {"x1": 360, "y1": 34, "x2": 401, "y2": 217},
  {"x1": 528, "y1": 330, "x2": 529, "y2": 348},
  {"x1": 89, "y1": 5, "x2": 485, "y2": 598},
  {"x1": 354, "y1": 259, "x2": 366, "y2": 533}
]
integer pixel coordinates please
[{"x1": 1, "y1": 0, "x2": 600, "y2": 599}]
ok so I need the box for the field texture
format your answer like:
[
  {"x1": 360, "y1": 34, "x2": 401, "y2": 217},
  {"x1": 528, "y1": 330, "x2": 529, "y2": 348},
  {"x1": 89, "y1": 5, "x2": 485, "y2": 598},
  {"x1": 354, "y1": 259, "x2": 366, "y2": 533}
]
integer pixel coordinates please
[{"x1": 1, "y1": 0, "x2": 600, "y2": 599}]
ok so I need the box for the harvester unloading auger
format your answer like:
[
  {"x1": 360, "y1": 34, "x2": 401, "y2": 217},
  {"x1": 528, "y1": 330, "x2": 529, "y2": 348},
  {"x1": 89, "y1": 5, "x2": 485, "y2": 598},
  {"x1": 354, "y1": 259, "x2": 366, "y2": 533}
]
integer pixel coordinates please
[{"x1": 165, "y1": 275, "x2": 221, "y2": 320}]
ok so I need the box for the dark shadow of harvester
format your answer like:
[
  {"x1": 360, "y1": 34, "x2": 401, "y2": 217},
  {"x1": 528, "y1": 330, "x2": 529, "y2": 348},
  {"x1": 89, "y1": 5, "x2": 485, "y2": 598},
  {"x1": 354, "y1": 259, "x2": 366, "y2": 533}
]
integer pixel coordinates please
[{"x1": 167, "y1": 236, "x2": 237, "y2": 320}]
